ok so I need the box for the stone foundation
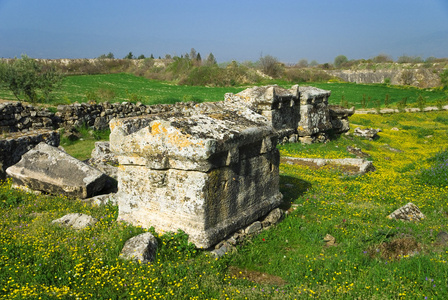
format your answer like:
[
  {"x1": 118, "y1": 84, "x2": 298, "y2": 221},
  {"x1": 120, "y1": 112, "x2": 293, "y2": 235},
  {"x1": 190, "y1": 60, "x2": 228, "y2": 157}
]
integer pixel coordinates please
[{"x1": 110, "y1": 102, "x2": 283, "y2": 248}]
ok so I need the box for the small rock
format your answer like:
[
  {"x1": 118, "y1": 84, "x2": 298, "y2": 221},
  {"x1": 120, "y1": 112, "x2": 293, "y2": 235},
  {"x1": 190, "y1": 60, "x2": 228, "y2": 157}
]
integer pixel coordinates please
[
  {"x1": 120, "y1": 232, "x2": 158, "y2": 264},
  {"x1": 52, "y1": 213, "x2": 98, "y2": 229},
  {"x1": 391, "y1": 127, "x2": 399, "y2": 131},
  {"x1": 245, "y1": 221, "x2": 262, "y2": 235},
  {"x1": 261, "y1": 208, "x2": 284, "y2": 228},
  {"x1": 323, "y1": 234, "x2": 337, "y2": 247},
  {"x1": 387, "y1": 203, "x2": 425, "y2": 221},
  {"x1": 354, "y1": 127, "x2": 381, "y2": 140}
]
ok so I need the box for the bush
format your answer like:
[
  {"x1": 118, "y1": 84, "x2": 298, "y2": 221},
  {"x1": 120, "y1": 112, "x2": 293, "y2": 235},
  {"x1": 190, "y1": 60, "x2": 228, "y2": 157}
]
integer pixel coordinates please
[
  {"x1": 258, "y1": 55, "x2": 283, "y2": 78},
  {"x1": 440, "y1": 69, "x2": 448, "y2": 89}
]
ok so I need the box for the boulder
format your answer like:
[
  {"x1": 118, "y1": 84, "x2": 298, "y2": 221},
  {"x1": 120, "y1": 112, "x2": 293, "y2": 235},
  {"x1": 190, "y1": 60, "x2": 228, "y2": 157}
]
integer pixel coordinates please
[
  {"x1": 120, "y1": 232, "x2": 158, "y2": 264},
  {"x1": 52, "y1": 213, "x2": 98, "y2": 229},
  {"x1": 6, "y1": 142, "x2": 107, "y2": 198}
]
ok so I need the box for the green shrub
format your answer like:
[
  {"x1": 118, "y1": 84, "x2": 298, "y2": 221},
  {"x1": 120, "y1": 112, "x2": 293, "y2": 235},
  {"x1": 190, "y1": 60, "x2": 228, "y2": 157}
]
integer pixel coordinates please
[
  {"x1": 0, "y1": 55, "x2": 63, "y2": 103},
  {"x1": 417, "y1": 94, "x2": 426, "y2": 111}
]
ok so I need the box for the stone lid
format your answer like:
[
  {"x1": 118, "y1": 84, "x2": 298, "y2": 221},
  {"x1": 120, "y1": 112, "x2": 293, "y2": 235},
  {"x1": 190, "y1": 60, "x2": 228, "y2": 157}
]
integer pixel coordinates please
[
  {"x1": 110, "y1": 102, "x2": 276, "y2": 171},
  {"x1": 299, "y1": 86, "x2": 331, "y2": 102}
]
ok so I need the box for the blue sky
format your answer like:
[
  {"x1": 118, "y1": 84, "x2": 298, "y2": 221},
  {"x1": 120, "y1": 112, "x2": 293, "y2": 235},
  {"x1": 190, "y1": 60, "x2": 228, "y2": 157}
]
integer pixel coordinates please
[{"x1": 1, "y1": 0, "x2": 447, "y2": 64}]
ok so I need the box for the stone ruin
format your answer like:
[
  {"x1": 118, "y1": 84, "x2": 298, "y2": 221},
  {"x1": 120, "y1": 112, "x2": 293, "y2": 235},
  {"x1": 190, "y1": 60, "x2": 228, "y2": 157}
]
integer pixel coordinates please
[
  {"x1": 3, "y1": 84, "x2": 356, "y2": 248},
  {"x1": 110, "y1": 101, "x2": 283, "y2": 248},
  {"x1": 225, "y1": 85, "x2": 354, "y2": 144},
  {"x1": 109, "y1": 85, "x2": 354, "y2": 247}
]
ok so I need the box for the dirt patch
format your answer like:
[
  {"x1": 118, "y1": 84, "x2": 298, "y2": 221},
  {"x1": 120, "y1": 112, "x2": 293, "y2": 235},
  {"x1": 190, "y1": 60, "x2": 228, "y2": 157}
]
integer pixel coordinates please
[
  {"x1": 228, "y1": 266, "x2": 288, "y2": 286},
  {"x1": 369, "y1": 237, "x2": 421, "y2": 260}
]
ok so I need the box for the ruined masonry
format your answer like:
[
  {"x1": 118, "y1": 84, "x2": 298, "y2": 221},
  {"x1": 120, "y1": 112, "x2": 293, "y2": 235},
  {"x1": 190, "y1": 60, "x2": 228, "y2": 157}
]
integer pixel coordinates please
[
  {"x1": 110, "y1": 101, "x2": 283, "y2": 248},
  {"x1": 110, "y1": 85, "x2": 354, "y2": 248},
  {"x1": 225, "y1": 85, "x2": 354, "y2": 144}
]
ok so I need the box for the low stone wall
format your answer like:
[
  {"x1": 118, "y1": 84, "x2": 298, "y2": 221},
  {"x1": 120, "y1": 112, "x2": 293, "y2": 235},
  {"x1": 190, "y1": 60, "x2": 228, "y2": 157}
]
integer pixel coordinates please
[
  {"x1": 0, "y1": 102, "x2": 54, "y2": 133},
  {"x1": 0, "y1": 101, "x2": 195, "y2": 133},
  {"x1": 0, "y1": 129, "x2": 59, "y2": 179}
]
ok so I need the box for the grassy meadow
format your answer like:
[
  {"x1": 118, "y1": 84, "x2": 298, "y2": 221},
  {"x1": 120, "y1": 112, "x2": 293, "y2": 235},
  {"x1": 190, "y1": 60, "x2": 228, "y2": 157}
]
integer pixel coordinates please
[
  {"x1": 0, "y1": 73, "x2": 446, "y2": 110},
  {"x1": 1, "y1": 107, "x2": 448, "y2": 299}
]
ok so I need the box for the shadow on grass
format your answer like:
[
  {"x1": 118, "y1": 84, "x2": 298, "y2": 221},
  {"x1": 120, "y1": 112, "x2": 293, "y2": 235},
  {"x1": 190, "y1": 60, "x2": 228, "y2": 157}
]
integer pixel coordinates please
[{"x1": 278, "y1": 174, "x2": 312, "y2": 211}]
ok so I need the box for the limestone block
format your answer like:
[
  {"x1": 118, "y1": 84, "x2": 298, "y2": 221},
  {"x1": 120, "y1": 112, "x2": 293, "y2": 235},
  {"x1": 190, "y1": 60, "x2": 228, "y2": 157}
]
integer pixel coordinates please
[
  {"x1": 6, "y1": 142, "x2": 107, "y2": 198},
  {"x1": 110, "y1": 102, "x2": 283, "y2": 248},
  {"x1": 0, "y1": 129, "x2": 60, "y2": 180},
  {"x1": 225, "y1": 85, "x2": 300, "y2": 136}
]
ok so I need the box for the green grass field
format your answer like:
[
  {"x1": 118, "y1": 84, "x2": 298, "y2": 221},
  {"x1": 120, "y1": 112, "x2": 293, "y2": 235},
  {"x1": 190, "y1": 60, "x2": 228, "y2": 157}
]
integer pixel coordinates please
[
  {"x1": 1, "y1": 73, "x2": 446, "y2": 110},
  {"x1": 1, "y1": 109, "x2": 448, "y2": 299}
]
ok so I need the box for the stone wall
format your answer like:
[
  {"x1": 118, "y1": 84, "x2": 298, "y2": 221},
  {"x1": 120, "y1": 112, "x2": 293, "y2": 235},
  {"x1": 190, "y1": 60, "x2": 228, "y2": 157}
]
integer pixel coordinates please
[
  {"x1": 0, "y1": 101, "x2": 194, "y2": 133},
  {"x1": 0, "y1": 102, "x2": 55, "y2": 133}
]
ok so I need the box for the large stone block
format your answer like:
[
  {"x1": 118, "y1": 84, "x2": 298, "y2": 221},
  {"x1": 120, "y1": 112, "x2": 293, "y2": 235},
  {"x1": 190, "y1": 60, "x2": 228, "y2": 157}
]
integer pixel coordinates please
[
  {"x1": 110, "y1": 102, "x2": 283, "y2": 248},
  {"x1": 6, "y1": 142, "x2": 107, "y2": 198}
]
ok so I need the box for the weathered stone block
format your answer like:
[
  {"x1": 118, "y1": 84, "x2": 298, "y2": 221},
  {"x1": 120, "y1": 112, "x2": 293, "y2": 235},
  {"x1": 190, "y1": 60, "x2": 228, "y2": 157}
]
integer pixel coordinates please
[
  {"x1": 297, "y1": 86, "x2": 333, "y2": 137},
  {"x1": 225, "y1": 85, "x2": 300, "y2": 139},
  {"x1": 6, "y1": 142, "x2": 107, "y2": 198},
  {"x1": 110, "y1": 102, "x2": 283, "y2": 248}
]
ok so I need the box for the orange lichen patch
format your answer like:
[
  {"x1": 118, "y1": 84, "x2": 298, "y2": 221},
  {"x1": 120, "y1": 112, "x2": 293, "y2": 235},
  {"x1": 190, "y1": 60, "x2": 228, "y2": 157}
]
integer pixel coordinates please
[
  {"x1": 166, "y1": 132, "x2": 204, "y2": 149},
  {"x1": 151, "y1": 121, "x2": 168, "y2": 135}
]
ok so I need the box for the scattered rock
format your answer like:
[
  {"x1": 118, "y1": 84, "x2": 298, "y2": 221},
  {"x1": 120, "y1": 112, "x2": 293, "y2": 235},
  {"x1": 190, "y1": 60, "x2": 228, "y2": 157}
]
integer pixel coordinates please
[
  {"x1": 6, "y1": 142, "x2": 108, "y2": 199},
  {"x1": 52, "y1": 213, "x2": 98, "y2": 229},
  {"x1": 245, "y1": 221, "x2": 262, "y2": 235},
  {"x1": 346, "y1": 146, "x2": 370, "y2": 158},
  {"x1": 391, "y1": 127, "x2": 399, "y2": 131},
  {"x1": 384, "y1": 144, "x2": 403, "y2": 153},
  {"x1": 261, "y1": 208, "x2": 284, "y2": 228},
  {"x1": 120, "y1": 232, "x2": 158, "y2": 264},
  {"x1": 353, "y1": 127, "x2": 382, "y2": 140},
  {"x1": 387, "y1": 203, "x2": 425, "y2": 221},
  {"x1": 323, "y1": 234, "x2": 337, "y2": 247}
]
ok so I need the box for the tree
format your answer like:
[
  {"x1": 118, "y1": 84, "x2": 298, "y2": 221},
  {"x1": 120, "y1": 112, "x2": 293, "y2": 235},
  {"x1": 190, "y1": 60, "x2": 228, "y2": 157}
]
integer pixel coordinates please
[
  {"x1": 334, "y1": 55, "x2": 348, "y2": 68},
  {"x1": 137, "y1": 54, "x2": 146, "y2": 59},
  {"x1": 205, "y1": 53, "x2": 217, "y2": 66},
  {"x1": 124, "y1": 52, "x2": 134, "y2": 59},
  {"x1": 309, "y1": 60, "x2": 318, "y2": 67},
  {"x1": 0, "y1": 55, "x2": 63, "y2": 102},
  {"x1": 189, "y1": 48, "x2": 197, "y2": 61},
  {"x1": 259, "y1": 54, "x2": 283, "y2": 77},
  {"x1": 297, "y1": 59, "x2": 308, "y2": 68},
  {"x1": 97, "y1": 52, "x2": 114, "y2": 59}
]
